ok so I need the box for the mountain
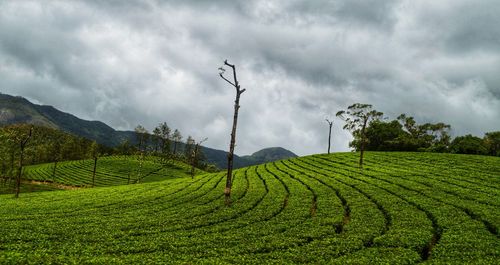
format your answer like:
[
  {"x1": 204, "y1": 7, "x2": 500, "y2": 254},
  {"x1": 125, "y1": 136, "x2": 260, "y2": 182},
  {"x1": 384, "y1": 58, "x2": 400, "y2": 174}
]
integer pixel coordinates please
[
  {"x1": 0, "y1": 93, "x2": 130, "y2": 146},
  {"x1": 0, "y1": 93, "x2": 297, "y2": 168},
  {"x1": 239, "y1": 147, "x2": 298, "y2": 166},
  {"x1": 201, "y1": 147, "x2": 297, "y2": 169}
]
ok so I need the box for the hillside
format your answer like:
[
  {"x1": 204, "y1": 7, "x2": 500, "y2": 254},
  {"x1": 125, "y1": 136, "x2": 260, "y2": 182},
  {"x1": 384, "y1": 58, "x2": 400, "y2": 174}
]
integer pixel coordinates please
[
  {"x1": 1, "y1": 156, "x2": 200, "y2": 194},
  {"x1": 0, "y1": 93, "x2": 296, "y2": 168},
  {"x1": 1, "y1": 152, "x2": 498, "y2": 264},
  {"x1": 0, "y1": 93, "x2": 131, "y2": 146}
]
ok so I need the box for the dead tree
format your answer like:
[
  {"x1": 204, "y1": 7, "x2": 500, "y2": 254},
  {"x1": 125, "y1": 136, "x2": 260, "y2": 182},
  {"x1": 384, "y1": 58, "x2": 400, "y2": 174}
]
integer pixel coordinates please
[
  {"x1": 326, "y1": 118, "x2": 333, "y2": 154},
  {"x1": 92, "y1": 156, "x2": 98, "y2": 187},
  {"x1": 88, "y1": 141, "x2": 100, "y2": 187},
  {"x1": 191, "y1": 138, "x2": 208, "y2": 178},
  {"x1": 15, "y1": 126, "x2": 33, "y2": 198},
  {"x1": 219, "y1": 60, "x2": 246, "y2": 205}
]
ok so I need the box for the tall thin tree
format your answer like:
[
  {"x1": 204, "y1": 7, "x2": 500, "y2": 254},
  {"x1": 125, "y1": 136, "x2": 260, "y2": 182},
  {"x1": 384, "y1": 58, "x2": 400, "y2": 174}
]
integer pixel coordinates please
[
  {"x1": 336, "y1": 103, "x2": 383, "y2": 168},
  {"x1": 15, "y1": 126, "x2": 33, "y2": 198},
  {"x1": 190, "y1": 138, "x2": 208, "y2": 178},
  {"x1": 219, "y1": 60, "x2": 246, "y2": 205},
  {"x1": 326, "y1": 118, "x2": 333, "y2": 154},
  {"x1": 172, "y1": 129, "x2": 182, "y2": 156},
  {"x1": 89, "y1": 141, "x2": 99, "y2": 188}
]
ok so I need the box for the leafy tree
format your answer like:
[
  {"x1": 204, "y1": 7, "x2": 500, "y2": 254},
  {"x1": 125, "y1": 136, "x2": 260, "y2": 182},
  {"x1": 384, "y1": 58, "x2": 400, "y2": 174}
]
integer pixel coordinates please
[
  {"x1": 158, "y1": 122, "x2": 171, "y2": 157},
  {"x1": 350, "y1": 120, "x2": 405, "y2": 151},
  {"x1": 449, "y1": 135, "x2": 488, "y2": 155},
  {"x1": 484, "y1": 131, "x2": 500, "y2": 156},
  {"x1": 395, "y1": 114, "x2": 451, "y2": 152},
  {"x1": 190, "y1": 138, "x2": 208, "y2": 178},
  {"x1": 7, "y1": 125, "x2": 33, "y2": 198},
  {"x1": 134, "y1": 125, "x2": 149, "y2": 153},
  {"x1": 115, "y1": 139, "x2": 135, "y2": 155},
  {"x1": 172, "y1": 129, "x2": 182, "y2": 155},
  {"x1": 337, "y1": 103, "x2": 383, "y2": 168},
  {"x1": 152, "y1": 127, "x2": 161, "y2": 153},
  {"x1": 184, "y1": 136, "x2": 195, "y2": 159}
]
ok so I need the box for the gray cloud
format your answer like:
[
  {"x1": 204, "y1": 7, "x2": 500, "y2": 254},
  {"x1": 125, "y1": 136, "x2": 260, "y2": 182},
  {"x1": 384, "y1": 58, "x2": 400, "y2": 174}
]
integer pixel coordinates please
[{"x1": 1, "y1": 0, "x2": 499, "y2": 156}]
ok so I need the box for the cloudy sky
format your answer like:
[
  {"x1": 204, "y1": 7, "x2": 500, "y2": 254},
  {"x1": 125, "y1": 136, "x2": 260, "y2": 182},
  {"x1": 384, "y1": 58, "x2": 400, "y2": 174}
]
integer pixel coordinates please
[{"x1": 1, "y1": 0, "x2": 499, "y2": 156}]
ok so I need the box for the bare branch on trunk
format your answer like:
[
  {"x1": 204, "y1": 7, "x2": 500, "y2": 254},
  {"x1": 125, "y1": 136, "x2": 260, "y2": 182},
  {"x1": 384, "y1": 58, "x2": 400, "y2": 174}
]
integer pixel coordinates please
[{"x1": 219, "y1": 60, "x2": 246, "y2": 206}]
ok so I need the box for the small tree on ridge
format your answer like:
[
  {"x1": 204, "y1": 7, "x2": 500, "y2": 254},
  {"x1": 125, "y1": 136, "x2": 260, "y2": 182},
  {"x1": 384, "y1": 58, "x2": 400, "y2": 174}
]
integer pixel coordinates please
[{"x1": 336, "y1": 103, "x2": 383, "y2": 168}]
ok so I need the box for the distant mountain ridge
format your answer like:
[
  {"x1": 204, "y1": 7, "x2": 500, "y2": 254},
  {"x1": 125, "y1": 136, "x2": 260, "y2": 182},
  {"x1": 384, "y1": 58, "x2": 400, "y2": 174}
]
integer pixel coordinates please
[{"x1": 0, "y1": 93, "x2": 297, "y2": 168}]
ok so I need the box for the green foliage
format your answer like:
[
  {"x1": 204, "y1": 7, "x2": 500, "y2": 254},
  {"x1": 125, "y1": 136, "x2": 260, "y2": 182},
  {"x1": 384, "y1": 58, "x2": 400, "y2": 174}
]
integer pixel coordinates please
[
  {"x1": 1, "y1": 152, "x2": 498, "y2": 263},
  {"x1": 484, "y1": 131, "x2": 500, "y2": 156},
  {"x1": 449, "y1": 134, "x2": 488, "y2": 155},
  {"x1": 347, "y1": 112, "x2": 477, "y2": 155},
  {"x1": 0, "y1": 124, "x2": 94, "y2": 189},
  {"x1": 350, "y1": 120, "x2": 405, "y2": 151}
]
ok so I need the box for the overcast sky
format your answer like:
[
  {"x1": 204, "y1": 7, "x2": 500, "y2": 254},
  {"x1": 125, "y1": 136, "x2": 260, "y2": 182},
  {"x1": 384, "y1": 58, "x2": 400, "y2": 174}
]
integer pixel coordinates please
[{"x1": 1, "y1": 0, "x2": 499, "y2": 156}]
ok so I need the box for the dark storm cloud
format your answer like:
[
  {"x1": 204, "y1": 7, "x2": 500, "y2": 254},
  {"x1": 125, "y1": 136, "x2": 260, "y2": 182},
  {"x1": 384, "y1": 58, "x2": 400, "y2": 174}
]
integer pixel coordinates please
[{"x1": 0, "y1": 0, "x2": 499, "y2": 156}]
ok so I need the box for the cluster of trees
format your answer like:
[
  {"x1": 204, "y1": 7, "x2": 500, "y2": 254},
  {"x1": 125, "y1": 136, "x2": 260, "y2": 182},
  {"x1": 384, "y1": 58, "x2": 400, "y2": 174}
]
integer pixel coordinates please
[
  {"x1": 0, "y1": 124, "x2": 107, "y2": 196},
  {"x1": 0, "y1": 122, "x2": 216, "y2": 196},
  {"x1": 335, "y1": 103, "x2": 500, "y2": 167},
  {"x1": 0, "y1": 124, "x2": 103, "y2": 175},
  {"x1": 130, "y1": 123, "x2": 214, "y2": 173}
]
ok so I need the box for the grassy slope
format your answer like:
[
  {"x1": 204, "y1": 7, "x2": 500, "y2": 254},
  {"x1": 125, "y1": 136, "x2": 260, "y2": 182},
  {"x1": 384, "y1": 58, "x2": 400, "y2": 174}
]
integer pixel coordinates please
[
  {"x1": 0, "y1": 156, "x2": 202, "y2": 195},
  {"x1": 0, "y1": 152, "x2": 499, "y2": 264}
]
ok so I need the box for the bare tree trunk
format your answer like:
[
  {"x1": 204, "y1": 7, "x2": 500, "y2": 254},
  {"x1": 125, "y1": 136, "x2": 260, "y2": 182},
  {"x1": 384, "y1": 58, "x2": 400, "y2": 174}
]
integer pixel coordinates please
[
  {"x1": 191, "y1": 144, "x2": 198, "y2": 179},
  {"x1": 92, "y1": 157, "x2": 97, "y2": 187},
  {"x1": 326, "y1": 119, "x2": 333, "y2": 154},
  {"x1": 137, "y1": 152, "x2": 144, "y2": 183},
  {"x1": 15, "y1": 127, "x2": 32, "y2": 198},
  {"x1": 52, "y1": 160, "x2": 58, "y2": 182},
  {"x1": 359, "y1": 119, "x2": 368, "y2": 168},
  {"x1": 219, "y1": 60, "x2": 246, "y2": 206},
  {"x1": 15, "y1": 149, "x2": 24, "y2": 198},
  {"x1": 191, "y1": 139, "x2": 207, "y2": 179}
]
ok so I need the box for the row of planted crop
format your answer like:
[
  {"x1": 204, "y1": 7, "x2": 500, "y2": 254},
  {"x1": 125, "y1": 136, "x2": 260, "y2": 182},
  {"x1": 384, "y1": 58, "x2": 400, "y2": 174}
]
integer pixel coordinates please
[
  {"x1": 1, "y1": 160, "x2": 390, "y2": 264},
  {"x1": 304, "y1": 154, "x2": 500, "y2": 263},
  {"x1": 2, "y1": 152, "x2": 498, "y2": 263},
  {"x1": 23, "y1": 157, "x2": 165, "y2": 187},
  {"x1": 331, "y1": 154, "x2": 500, "y2": 229}
]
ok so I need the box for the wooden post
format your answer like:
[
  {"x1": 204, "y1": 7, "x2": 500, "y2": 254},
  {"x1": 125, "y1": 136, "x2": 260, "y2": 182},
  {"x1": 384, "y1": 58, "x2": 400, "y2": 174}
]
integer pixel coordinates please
[{"x1": 219, "y1": 60, "x2": 246, "y2": 205}]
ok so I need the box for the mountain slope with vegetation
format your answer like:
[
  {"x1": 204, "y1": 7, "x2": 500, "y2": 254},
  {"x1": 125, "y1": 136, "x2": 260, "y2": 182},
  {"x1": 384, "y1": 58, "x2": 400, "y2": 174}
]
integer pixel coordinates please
[
  {"x1": 0, "y1": 93, "x2": 132, "y2": 146},
  {"x1": 0, "y1": 93, "x2": 296, "y2": 168},
  {"x1": 1, "y1": 152, "x2": 498, "y2": 264}
]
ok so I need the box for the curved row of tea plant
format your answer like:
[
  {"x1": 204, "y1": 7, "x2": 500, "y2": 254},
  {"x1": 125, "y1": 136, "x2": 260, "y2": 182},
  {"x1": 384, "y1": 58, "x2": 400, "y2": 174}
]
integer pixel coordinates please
[
  {"x1": 0, "y1": 152, "x2": 498, "y2": 264},
  {"x1": 21, "y1": 155, "x2": 200, "y2": 188}
]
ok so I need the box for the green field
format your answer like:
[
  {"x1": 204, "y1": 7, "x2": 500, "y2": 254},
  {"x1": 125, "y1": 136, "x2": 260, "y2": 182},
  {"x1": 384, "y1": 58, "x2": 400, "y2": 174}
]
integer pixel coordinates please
[
  {"x1": 0, "y1": 156, "x2": 201, "y2": 194},
  {"x1": 0, "y1": 152, "x2": 499, "y2": 264}
]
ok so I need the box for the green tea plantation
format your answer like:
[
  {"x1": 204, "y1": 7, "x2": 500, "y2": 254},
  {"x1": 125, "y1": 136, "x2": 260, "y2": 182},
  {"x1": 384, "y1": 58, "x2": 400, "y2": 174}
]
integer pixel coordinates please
[
  {"x1": 0, "y1": 152, "x2": 499, "y2": 264},
  {"x1": 0, "y1": 156, "x2": 200, "y2": 194}
]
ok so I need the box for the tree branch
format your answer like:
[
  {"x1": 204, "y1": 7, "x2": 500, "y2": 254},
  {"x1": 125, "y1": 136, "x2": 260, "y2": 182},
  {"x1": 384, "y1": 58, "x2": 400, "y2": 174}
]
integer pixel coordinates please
[{"x1": 219, "y1": 73, "x2": 237, "y2": 87}]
